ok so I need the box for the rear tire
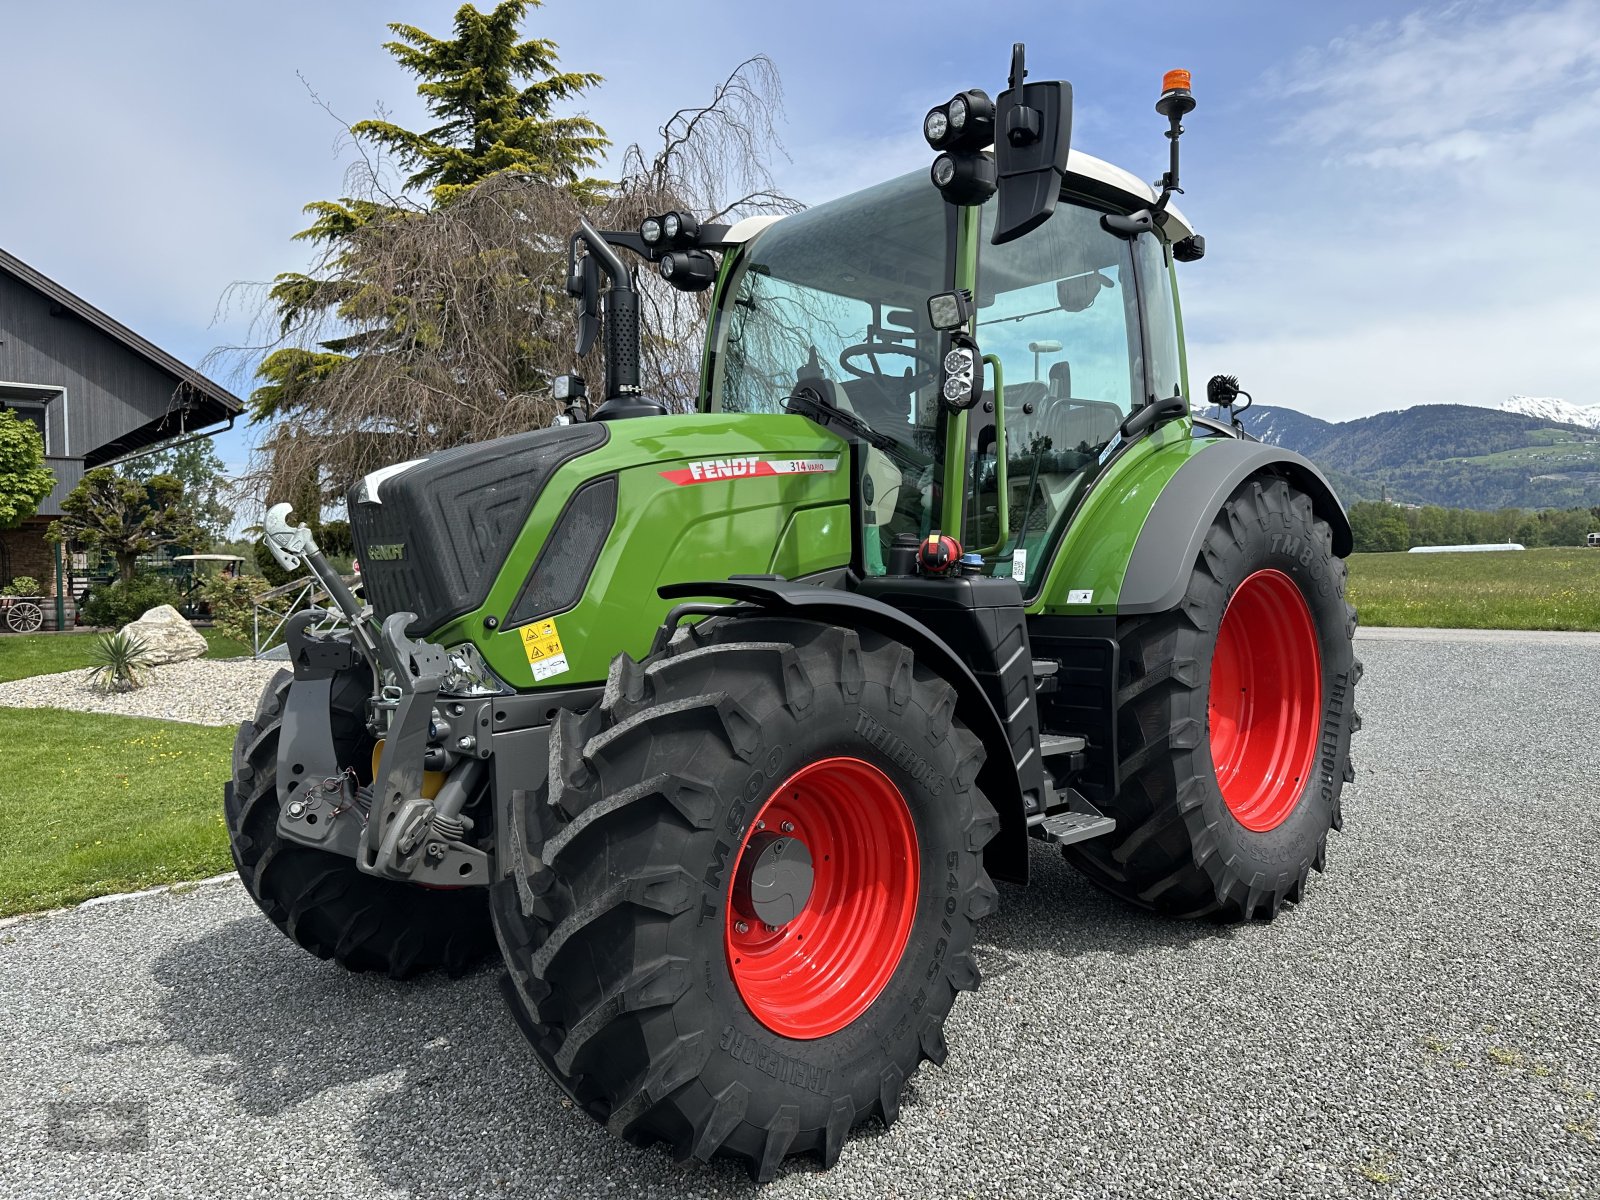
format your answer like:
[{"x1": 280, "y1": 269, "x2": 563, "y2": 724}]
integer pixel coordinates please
[
  {"x1": 491, "y1": 617, "x2": 999, "y2": 1180},
  {"x1": 226, "y1": 669, "x2": 493, "y2": 979},
  {"x1": 1064, "y1": 475, "x2": 1362, "y2": 920}
]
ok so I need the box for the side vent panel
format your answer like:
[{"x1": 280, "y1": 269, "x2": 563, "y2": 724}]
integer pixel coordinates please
[{"x1": 506, "y1": 475, "x2": 619, "y2": 628}]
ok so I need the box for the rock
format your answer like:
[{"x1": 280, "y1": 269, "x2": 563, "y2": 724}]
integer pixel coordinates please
[{"x1": 119, "y1": 605, "x2": 208, "y2": 665}]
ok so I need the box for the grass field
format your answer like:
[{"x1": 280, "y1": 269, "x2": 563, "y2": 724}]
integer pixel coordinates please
[
  {"x1": 0, "y1": 628, "x2": 250, "y2": 684},
  {"x1": 1348, "y1": 546, "x2": 1600, "y2": 630},
  {"x1": 0, "y1": 707, "x2": 234, "y2": 917}
]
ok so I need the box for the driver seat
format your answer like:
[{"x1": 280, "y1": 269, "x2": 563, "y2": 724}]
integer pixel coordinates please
[{"x1": 1031, "y1": 360, "x2": 1120, "y2": 452}]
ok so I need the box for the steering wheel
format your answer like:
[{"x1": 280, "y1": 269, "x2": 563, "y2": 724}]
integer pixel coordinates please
[{"x1": 838, "y1": 340, "x2": 938, "y2": 387}]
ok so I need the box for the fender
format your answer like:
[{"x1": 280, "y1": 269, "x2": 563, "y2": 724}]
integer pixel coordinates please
[
  {"x1": 1118, "y1": 441, "x2": 1353, "y2": 615},
  {"x1": 659, "y1": 578, "x2": 1032, "y2": 884}
]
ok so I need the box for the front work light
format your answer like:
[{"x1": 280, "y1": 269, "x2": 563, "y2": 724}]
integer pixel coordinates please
[
  {"x1": 640, "y1": 216, "x2": 663, "y2": 245},
  {"x1": 661, "y1": 211, "x2": 698, "y2": 245},
  {"x1": 927, "y1": 289, "x2": 974, "y2": 331},
  {"x1": 923, "y1": 89, "x2": 995, "y2": 151},
  {"x1": 659, "y1": 249, "x2": 718, "y2": 291},
  {"x1": 930, "y1": 151, "x2": 997, "y2": 206},
  {"x1": 939, "y1": 335, "x2": 982, "y2": 411}
]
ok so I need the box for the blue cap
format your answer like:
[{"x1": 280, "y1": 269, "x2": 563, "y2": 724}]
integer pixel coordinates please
[{"x1": 958, "y1": 552, "x2": 986, "y2": 573}]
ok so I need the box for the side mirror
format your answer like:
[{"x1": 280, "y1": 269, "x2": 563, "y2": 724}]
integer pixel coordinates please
[
  {"x1": 566, "y1": 240, "x2": 601, "y2": 357},
  {"x1": 1056, "y1": 272, "x2": 1112, "y2": 313},
  {"x1": 991, "y1": 44, "x2": 1072, "y2": 245}
]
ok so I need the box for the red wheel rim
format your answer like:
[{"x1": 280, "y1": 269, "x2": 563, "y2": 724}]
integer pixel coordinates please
[
  {"x1": 1207, "y1": 569, "x2": 1322, "y2": 833},
  {"x1": 725, "y1": 757, "x2": 919, "y2": 1040}
]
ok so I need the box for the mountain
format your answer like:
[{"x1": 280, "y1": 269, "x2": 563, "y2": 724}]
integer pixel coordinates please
[
  {"x1": 1214, "y1": 403, "x2": 1600, "y2": 510},
  {"x1": 1499, "y1": 395, "x2": 1600, "y2": 430}
]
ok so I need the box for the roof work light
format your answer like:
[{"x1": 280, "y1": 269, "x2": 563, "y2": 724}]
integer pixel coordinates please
[{"x1": 925, "y1": 87, "x2": 998, "y2": 206}]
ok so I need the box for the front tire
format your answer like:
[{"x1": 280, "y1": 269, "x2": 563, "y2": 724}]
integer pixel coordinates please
[
  {"x1": 1064, "y1": 475, "x2": 1362, "y2": 919},
  {"x1": 227, "y1": 669, "x2": 494, "y2": 978},
  {"x1": 491, "y1": 617, "x2": 1000, "y2": 1180}
]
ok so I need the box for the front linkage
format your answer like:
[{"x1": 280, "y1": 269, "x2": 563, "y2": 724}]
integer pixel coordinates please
[{"x1": 262, "y1": 504, "x2": 496, "y2": 889}]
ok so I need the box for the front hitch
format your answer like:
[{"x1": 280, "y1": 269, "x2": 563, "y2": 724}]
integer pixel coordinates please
[{"x1": 272, "y1": 609, "x2": 491, "y2": 887}]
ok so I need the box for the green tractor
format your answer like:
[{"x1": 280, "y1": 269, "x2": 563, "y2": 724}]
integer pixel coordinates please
[{"x1": 231, "y1": 47, "x2": 1360, "y2": 1180}]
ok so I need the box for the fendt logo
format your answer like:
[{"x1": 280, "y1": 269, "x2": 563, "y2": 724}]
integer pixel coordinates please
[
  {"x1": 688, "y1": 456, "x2": 760, "y2": 481},
  {"x1": 366, "y1": 543, "x2": 406, "y2": 561},
  {"x1": 659, "y1": 456, "x2": 840, "y2": 486}
]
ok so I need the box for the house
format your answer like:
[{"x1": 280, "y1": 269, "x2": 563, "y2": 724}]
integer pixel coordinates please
[{"x1": 0, "y1": 246, "x2": 242, "y2": 628}]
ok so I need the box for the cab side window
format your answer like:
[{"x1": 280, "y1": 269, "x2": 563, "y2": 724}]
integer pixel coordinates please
[{"x1": 971, "y1": 202, "x2": 1143, "y2": 588}]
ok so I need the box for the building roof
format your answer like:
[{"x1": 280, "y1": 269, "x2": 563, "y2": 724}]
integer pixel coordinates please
[{"x1": 0, "y1": 246, "x2": 243, "y2": 449}]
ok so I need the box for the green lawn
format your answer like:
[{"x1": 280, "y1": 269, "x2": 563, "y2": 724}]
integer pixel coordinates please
[
  {"x1": 0, "y1": 707, "x2": 235, "y2": 917},
  {"x1": 0, "y1": 627, "x2": 251, "y2": 684},
  {"x1": 1348, "y1": 546, "x2": 1600, "y2": 630}
]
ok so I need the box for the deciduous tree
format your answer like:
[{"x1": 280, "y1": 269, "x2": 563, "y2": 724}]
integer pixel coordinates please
[
  {"x1": 124, "y1": 440, "x2": 235, "y2": 546},
  {"x1": 48, "y1": 469, "x2": 205, "y2": 583}
]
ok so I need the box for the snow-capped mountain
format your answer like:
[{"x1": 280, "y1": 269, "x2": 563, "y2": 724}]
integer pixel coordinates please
[{"x1": 1498, "y1": 395, "x2": 1600, "y2": 430}]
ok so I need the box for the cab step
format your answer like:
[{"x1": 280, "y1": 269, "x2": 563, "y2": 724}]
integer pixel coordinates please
[{"x1": 1033, "y1": 810, "x2": 1117, "y2": 847}]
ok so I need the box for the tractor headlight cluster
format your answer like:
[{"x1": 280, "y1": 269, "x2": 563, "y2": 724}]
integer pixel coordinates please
[
  {"x1": 639, "y1": 210, "x2": 699, "y2": 251},
  {"x1": 925, "y1": 88, "x2": 997, "y2": 206},
  {"x1": 924, "y1": 89, "x2": 994, "y2": 151},
  {"x1": 940, "y1": 339, "x2": 981, "y2": 411}
]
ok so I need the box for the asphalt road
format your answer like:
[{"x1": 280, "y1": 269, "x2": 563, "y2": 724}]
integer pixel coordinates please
[{"x1": 2, "y1": 632, "x2": 1598, "y2": 1199}]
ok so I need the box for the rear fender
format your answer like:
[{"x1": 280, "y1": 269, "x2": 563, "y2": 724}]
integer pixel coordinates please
[
  {"x1": 658, "y1": 578, "x2": 1031, "y2": 884},
  {"x1": 1119, "y1": 443, "x2": 1352, "y2": 615}
]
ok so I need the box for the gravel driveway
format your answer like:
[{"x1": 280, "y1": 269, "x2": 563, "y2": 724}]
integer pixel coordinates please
[
  {"x1": 0, "y1": 658, "x2": 281, "y2": 726},
  {"x1": 1, "y1": 632, "x2": 1597, "y2": 1199}
]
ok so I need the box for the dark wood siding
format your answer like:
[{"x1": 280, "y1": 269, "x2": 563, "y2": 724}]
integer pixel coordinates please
[
  {"x1": 0, "y1": 271, "x2": 200, "y2": 461},
  {"x1": 38, "y1": 456, "x2": 85, "y2": 517}
]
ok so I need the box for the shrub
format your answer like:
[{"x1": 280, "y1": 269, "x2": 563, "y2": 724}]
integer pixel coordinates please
[
  {"x1": 79, "y1": 575, "x2": 180, "y2": 629},
  {"x1": 199, "y1": 573, "x2": 270, "y2": 647},
  {"x1": 0, "y1": 576, "x2": 41, "y2": 597},
  {"x1": 86, "y1": 630, "x2": 152, "y2": 693}
]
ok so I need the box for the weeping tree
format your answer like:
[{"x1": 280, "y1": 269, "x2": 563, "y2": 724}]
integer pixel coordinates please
[{"x1": 235, "y1": 0, "x2": 796, "y2": 509}]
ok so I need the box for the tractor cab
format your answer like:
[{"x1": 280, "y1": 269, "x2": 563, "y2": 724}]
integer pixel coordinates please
[{"x1": 701, "y1": 153, "x2": 1195, "y2": 591}]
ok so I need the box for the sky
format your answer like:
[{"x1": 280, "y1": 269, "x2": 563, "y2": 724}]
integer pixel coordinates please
[{"x1": 3, "y1": 0, "x2": 1596, "y2": 483}]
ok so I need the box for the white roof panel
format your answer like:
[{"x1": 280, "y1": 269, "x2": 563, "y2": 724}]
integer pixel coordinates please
[{"x1": 716, "y1": 150, "x2": 1193, "y2": 246}]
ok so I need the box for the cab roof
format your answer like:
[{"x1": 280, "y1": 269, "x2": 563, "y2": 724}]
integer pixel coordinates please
[{"x1": 719, "y1": 149, "x2": 1194, "y2": 246}]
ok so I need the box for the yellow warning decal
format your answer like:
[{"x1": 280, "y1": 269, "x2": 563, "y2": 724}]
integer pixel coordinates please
[{"x1": 518, "y1": 618, "x2": 570, "y2": 681}]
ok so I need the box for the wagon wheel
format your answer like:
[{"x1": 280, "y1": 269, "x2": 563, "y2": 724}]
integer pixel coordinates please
[{"x1": 6, "y1": 600, "x2": 44, "y2": 634}]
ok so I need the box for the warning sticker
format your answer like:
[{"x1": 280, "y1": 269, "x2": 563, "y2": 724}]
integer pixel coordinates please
[
  {"x1": 659, "y1": 456, "x2": 840, "y2": 486},
  {"x1": 518, "y1": 618, "x2": 570, "y2": 681},
  {"x1": 1067, "y1": 589, "x2": 1095, "y2": 605}
]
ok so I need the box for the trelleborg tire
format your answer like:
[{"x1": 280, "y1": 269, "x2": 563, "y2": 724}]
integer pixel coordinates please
[
  {"x1": 226, "y1": 668, "x2": 493, "y2": 978},
  {"x1": 490, "y1": 616, "x2": 1000, "y2": 1180},
  {"x1": 1063, "y1": 475, "x2": 1362, "y2": 920}
]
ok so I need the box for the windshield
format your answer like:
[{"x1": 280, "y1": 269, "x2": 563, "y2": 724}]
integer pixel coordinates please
[{"x1": 707, "y1": 172, "x2": 955, "y2": 571}]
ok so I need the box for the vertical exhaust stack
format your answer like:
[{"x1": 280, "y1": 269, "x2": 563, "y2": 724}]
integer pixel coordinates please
[{"x1": 565, "y1": 219, "x2": 666, "y2": 422}]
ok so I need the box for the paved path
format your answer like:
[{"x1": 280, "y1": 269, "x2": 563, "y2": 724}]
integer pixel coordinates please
[{"x1": 2, "y1": 634, "x2": 1597, "y2": 1199}]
